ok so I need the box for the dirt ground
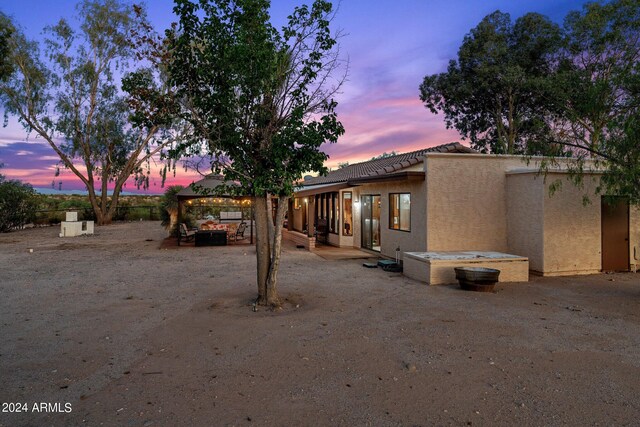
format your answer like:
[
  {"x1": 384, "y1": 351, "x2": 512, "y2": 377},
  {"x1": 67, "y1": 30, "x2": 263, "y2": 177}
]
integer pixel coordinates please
[{"x1": 1, "y1": 221, "x2": 639, "y2": 426}]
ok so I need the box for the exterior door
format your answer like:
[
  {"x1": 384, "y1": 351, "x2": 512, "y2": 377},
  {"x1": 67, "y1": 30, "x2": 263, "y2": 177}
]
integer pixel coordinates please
[
  {"x1": 361, "y1": 195, "x2": 381, "y2": 251},
  {"x1": 601, "y1": 197, "x2": 629, "y2": 271}
]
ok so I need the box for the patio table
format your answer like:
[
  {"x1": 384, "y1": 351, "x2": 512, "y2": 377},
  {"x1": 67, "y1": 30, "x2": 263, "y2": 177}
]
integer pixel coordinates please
[{"x1": 195, "y1": 230, "x2": 227, "y2": 246}]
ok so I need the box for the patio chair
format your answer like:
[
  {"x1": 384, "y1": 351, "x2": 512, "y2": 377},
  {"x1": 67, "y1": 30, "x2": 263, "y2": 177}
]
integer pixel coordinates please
[
  {"x1": 227, "y1": 223, "x2": 239, "y2": 242},
  {"x1": 234, "y1": 222, "x2": 248, "y2": 241},
  {"x1": 179, "y1": 223, "x2": 196, "y2": 242}
]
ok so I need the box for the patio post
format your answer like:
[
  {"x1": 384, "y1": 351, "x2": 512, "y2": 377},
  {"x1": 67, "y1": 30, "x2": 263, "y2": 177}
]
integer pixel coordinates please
[
  {"x1": 307, "y1": 196, "x2": 315, "y2": 238},
  {"x1": 177, "y1": 199, "x2": 183, "y2": 246},
  {"x1": 250, "y1": 196, "x2": 254, "y2": 245}
]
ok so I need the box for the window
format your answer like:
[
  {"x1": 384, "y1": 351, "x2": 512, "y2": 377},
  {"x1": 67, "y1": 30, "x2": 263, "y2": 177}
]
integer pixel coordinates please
[
  {"x1": 342, "y1": 192, "x2": 353, "y2": 236},
  {"x1": 293, "y1": 197, "x2": 302, "y2": 210},
  {"x1": 389, "y1": 193, "x2": 410, "y2": 231},
  {"x1": 330, "y1": 192, "x2": 338, "y2": 233}
]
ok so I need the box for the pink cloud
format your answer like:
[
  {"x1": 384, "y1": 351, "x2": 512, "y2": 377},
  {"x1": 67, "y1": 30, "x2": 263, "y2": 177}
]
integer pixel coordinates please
[{"x1": 321, "y1": 91, "x2": 464, "y2": 168}]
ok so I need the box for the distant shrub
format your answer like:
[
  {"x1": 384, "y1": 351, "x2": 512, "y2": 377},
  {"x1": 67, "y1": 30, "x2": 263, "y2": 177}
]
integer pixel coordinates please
[{"x1": 0, "y1": 176, "x2": 39, "y2": 232}]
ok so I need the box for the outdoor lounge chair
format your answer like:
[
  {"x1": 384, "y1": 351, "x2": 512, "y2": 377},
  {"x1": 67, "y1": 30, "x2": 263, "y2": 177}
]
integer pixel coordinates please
[
  {"x1": 226, "y1": 223, "x2": 239, "y2": 242},
  {"x1": 233, "y1": 222, "x2": 248, "y2": 241},
  {"x1": 179, "y1": 223, "x2": 196, "y2": 243}
]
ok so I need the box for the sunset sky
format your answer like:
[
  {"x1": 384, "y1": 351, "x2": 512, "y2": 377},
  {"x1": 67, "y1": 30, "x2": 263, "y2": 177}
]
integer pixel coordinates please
[{"x1": 0, "y1": 0, "x2": 589, "y2": 194}]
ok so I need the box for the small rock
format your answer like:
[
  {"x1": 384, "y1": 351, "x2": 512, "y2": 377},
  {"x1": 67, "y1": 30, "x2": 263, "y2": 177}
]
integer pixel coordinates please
[{"x1": 405, "y1": 363, "x2": 417, "y2": 372}]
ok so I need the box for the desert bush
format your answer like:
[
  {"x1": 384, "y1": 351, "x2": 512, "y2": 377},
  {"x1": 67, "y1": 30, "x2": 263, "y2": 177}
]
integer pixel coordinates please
[{"x1": 0, "y1": 176, "x2": 39, "y2": 232}]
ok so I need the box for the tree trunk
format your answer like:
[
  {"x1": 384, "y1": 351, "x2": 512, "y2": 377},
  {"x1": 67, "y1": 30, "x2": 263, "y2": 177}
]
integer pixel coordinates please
[
  {"x1": 86, "y1": 187, "x2": 107, "y2": 226},
  {"x1": 507, "y1": 90, "x2": 515, "y2": 155},
  {"x1": 266, "y1": 194, "x2": 275, "y2": 245},
  {"x1": 265, "y1": 195, "x2": 288, "y2": 307},
  {"x1": 98, "y1": 174, "x2": 112, "y2": 225},
  {"x1": 254, "y1": 195, "x2": 270, "y2": 305},
  {"x1": 168, "y1": 209, "x2": 178, "y2": 235}
]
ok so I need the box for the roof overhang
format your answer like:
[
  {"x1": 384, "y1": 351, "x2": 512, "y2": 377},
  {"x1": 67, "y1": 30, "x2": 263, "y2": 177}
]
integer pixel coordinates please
[
  {"x1": 294, "y1": 182, "x2": 350, "y2": 197},
  {"x1": 176, "y1": 176, "x2": 245, "y2": 200},
  {"x1": 347, "y1": 171, "x2": 425, "y2": 185}
]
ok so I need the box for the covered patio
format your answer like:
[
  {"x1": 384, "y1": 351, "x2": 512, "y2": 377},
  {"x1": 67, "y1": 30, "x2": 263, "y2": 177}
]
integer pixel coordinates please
[{"x1": 176, "y1": 175, "x2": 254, "y2": 246}]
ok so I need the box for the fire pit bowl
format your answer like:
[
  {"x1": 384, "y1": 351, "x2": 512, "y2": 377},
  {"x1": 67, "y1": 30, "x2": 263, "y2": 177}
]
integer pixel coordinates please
[{"x1": 454, "y1": 267, "x2": 500, "y2": 292}]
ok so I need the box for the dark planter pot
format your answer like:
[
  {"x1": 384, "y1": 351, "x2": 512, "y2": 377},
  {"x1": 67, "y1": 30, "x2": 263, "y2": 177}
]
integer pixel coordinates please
[{"x1": 454, "y1": 267, "x2": 500, "y2": 292}]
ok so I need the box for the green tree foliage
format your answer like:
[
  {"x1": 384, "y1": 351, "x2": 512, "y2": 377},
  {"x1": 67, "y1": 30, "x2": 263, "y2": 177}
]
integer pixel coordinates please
[
  {"x1": 421, "y1": 1, "x2": 640, "y2": 203},
  {"x1": 169, "y1": 0, "x2": 345, "y2": 306},
  {"x1": 0, "y1": 13, "x2": 15, "y2": 82},
  {"x1": 420, "y1": 11, "x2": 561, "y2": 154},
  {"x1": 547, "y1": 0, "x2": 640, "y2": 203},
  {"x1": 0, "y1": 0, "x2": 180, "y2": 225},
  {"x1": 0, "y1": 165, "x2": 39, "y2": 232},
  {"x1": 600, "y1": 116, "x2": 640, "y2": 204},
  {"x1": 370, "y1": 151, "x2": 398, "y2": 160}
]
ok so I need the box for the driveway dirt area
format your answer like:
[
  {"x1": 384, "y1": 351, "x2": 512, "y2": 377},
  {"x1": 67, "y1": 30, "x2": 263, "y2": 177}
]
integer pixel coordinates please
[{"x1": 1, "y1": 221, "x2": 639, "y2": 426}]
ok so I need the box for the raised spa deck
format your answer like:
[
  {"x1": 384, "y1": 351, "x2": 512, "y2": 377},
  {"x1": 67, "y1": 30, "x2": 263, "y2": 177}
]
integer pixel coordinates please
[{"x1": 403, "y1": 251, "x2": 529, "y2": 285}]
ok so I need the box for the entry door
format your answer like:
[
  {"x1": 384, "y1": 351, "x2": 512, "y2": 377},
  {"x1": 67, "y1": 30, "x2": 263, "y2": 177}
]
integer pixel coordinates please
[
  {"x1": 361, "y1": 195, "x2": 381, "y2": 251},
  {"x1": 601, "y1": 197, "x2": 629, "y2": 271}
]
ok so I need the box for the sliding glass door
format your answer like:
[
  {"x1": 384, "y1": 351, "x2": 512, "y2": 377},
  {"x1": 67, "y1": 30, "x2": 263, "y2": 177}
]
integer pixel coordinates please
[{"x1": 361, "y1": 195, "x2": 381, "y2": 251}]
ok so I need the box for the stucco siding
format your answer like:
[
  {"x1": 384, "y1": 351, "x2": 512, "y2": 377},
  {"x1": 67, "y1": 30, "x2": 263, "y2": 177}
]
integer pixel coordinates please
[
  {"x1": 291, "y1": 201, "x2": 305, "y2": 232},
  {"x1": 542, "y1": 174, "x2": 601, "y2": 274},
  {"x1": 630, "y1": 206, "x2": 640, "y2": 271},
  {"x1": 424, "y1": 155, "x2": 528, "y2": 252},
  {"x1": 352, "y1": 180, "x2": 427, "y2": 259},
  {"x1": 506, "y1": 173, "x2": 545, "y2": 272}
]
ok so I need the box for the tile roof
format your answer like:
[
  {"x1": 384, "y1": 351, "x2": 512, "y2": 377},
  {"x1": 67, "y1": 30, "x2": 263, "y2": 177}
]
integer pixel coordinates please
[{"x1": 301, "y1": 142, "x2": 476, "y2": 186}]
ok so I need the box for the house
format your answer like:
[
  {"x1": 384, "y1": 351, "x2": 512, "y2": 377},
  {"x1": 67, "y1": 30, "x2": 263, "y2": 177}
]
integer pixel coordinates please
[{"x1": 284, "y1": 142, "x2": 640, "y2": 280}]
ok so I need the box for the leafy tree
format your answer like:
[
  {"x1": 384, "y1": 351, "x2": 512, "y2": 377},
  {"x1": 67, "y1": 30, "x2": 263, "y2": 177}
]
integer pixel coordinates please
[
  {"x1": 0, "y1": 13, "x2": 15, "y2": 82},
  {"x1": 544, "y1": 0, "x2": 640, "y2": 203},
  {"x1": 0, "y1": 0, "x2": 179, "y2": 225},
  {"x1": 599, "y1": 116, "x2": 640, "y2": 204},
  {"x1": 420, "y1": 11, "x2": 561, "y2": 154},
  {"x1": 420, "y1": 1, "x2": 640, "y2": 203},
  {"x1": 169, "y1": 0, "x2": 345, "y2": 307},
  {"x1": 370, "y1": 151, "x2": 398, "y2": 160},
  {"x1": 0, "y1": 165, "x2": 40, "y2": 232}
]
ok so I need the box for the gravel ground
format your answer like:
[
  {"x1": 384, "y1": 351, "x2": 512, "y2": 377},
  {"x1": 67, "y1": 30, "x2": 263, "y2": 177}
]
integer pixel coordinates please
[{"x1": 1, "y1": 221, "x2": 639, "y2": 426}]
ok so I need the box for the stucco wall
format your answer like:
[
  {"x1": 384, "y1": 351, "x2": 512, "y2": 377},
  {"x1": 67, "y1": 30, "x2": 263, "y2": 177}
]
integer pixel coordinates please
[
  {"x1": 351, "y1": 180, "x2": 427, "y2": 259},
  {"x1": 629, "y1": 206, "x2": 640, "y2": 271},
  {"x1": 505, "y1": 173, "x2": 545, "y2": 271},
  {"x1": 424, "y1": 154, "x2": 528, "y2": 252},
  {"x1": 424, "y1": 154, "x2": 618, "y2": 275},
  {"x1": 542, "y1": 174, "x2": 602, "y2": 275},
  {"x1": 291, "y1": 200, "x2": 306, "y2": 232}
]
